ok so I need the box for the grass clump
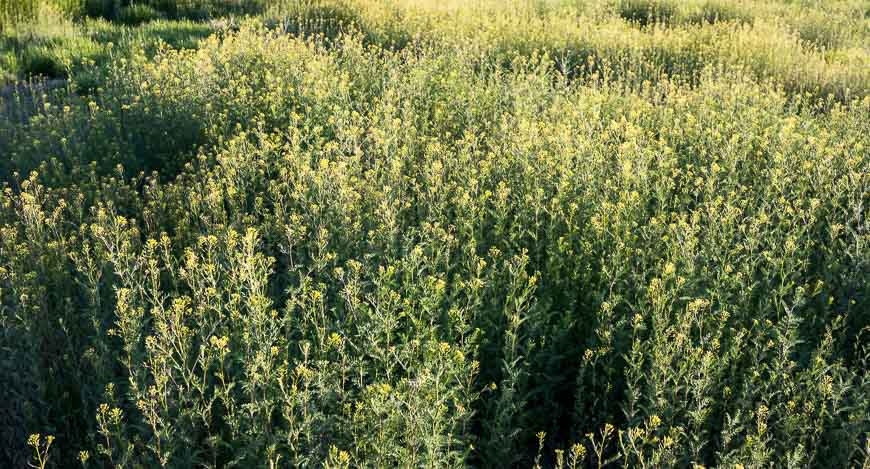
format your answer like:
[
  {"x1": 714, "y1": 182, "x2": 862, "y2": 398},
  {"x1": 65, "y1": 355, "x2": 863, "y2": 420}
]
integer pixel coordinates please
[{"x1": 617, "y1": 0, "x2": 677, "y2": 25}]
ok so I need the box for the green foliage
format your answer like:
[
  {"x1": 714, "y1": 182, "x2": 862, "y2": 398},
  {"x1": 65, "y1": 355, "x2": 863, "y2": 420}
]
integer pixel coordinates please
[
  {"x1": 618, "y1": 0, "x2": 677, "y2": 26},
  {"x1": 75, "y1": 0, "x2": 265, "y2": 21},
  {"x1": 1, "y1": 1, "x2": 869, "y2": 468},
  {"x1": 117, "y1": 4, "x2": 164, "y2": 25},
  {"x1": 0, "y1": 0, "x2": 39, "y2": 31},
  {"x1": 0, "y1": 15, "x2": 216, "y2": 88}
]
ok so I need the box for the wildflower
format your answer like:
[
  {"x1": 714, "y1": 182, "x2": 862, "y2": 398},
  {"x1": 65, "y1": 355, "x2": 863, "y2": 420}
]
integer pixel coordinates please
[
  {"x1": 110, "y1": 408, "x2": 123, "y2": 425},
  {"x1": 757, "y1": 404, "x2": 769, "y2": 433},
  {"x1": 328, "y1": 332, "x2": 342, "y2": 349},
  {"x1": 688, "y1": 298, "x2": 709, "y2": 313},
  {"x1": 632, "y1": 313, "x2": 644, "y2": 327},
  {"x1": 295, "y1": 365, "x2": 312, "y2": 380},
  {"x1": 210, "y1": 335, "x2": 230, "y2": 354},
  {"x1": 570, "y1": 443, "x2": 586, "y2": 461}
]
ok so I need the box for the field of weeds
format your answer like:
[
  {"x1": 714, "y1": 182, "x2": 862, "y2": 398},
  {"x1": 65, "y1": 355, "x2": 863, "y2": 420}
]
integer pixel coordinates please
[{"x1": 1, "y1": 0, "x2": 869, "y2": 467}]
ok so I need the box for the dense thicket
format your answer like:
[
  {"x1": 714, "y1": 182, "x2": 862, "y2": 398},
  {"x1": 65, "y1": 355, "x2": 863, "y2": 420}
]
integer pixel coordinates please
[{"x1": 1, "y1": 1, "x2": 869, "y2": 467}]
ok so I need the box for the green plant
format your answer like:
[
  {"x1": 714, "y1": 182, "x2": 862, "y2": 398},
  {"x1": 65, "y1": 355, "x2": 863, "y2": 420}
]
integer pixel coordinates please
[{"x1": 26, "y1": 434, "x2": 55, "y2": 469}]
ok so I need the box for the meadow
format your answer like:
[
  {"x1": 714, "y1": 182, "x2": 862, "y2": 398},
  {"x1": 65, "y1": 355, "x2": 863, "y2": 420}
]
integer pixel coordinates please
[{"x1": 1, "y1": 0, "x2": 869, "y2": 467}]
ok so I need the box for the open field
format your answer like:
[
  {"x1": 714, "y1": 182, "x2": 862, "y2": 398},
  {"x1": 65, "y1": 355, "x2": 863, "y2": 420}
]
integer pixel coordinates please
[{"x1": 1, "y1": 1, "x2": 869, "y2": 467}]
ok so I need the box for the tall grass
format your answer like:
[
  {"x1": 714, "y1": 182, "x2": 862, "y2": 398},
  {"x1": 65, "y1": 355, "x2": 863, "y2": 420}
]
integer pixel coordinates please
[
  {"x1": 268, "y1": 0, "x2": 870, "y2": 102},
  {"x1": 0, "y1": 0, "x2": 39, "y2": 31}
]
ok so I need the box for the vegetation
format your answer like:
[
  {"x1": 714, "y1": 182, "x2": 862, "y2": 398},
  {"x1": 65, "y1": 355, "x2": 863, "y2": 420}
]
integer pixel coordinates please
[{"x1": 1, "y1": 0, "x2": 869, "y2": 468}]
